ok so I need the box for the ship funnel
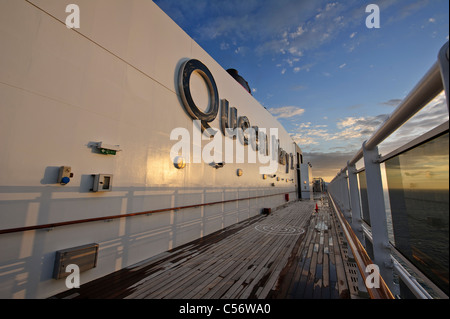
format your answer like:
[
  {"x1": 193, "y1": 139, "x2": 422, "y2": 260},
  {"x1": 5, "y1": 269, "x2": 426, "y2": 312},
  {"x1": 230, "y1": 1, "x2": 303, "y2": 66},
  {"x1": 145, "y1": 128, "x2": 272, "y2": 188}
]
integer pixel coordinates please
[{"x1": 226, "y1": 68, "x2": 252, "y2": 95}]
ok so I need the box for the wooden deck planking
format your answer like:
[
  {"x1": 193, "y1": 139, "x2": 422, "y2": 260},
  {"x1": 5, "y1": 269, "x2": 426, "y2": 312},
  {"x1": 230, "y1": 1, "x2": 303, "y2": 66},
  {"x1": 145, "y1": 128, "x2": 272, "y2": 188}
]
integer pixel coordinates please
[{"x1": 51, "y1": 195, "x2": 362, "y2": 299}]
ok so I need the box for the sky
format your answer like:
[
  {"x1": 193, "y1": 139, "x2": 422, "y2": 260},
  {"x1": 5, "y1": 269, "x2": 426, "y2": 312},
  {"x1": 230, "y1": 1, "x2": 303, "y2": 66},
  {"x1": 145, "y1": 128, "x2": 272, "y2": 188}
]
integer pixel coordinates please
[{"x1": 153, "y1": 0, "x2": 449, "y2": 182}]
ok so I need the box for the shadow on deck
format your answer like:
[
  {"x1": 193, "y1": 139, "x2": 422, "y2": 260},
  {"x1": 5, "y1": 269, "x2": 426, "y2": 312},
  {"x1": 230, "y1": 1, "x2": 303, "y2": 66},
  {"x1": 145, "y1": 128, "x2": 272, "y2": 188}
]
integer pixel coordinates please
[{"x1": 51, "y1": 194, "x2": 361, "y2": 299}]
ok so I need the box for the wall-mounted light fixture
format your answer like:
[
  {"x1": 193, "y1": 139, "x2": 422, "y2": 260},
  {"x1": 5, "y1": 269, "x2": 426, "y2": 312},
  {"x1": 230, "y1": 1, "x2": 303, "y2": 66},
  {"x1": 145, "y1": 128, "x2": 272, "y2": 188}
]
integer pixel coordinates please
[
  {"x1": 211, "y1": 162, "x2": 225, "y2": 169},
  {"x1": 173, "y1": 156, "x2": 186, "y2": 169},
  {"x1": 237, "y1": 169, "x2": 243, "y2": 176}
]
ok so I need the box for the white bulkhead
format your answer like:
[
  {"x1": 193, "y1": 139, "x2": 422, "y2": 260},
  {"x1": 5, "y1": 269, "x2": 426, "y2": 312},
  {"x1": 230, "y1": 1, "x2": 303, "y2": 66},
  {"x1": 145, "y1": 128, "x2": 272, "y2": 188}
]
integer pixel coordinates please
[{"x1": 0, "y1": 0, "x2": 305, "y2": 298}]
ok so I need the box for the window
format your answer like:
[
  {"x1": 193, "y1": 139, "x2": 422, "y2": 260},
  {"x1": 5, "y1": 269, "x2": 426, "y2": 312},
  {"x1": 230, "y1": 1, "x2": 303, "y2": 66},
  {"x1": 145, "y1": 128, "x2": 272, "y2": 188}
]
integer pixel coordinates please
[{"x1": 385, "y1": 132, "x2": 449, "y2": 295}]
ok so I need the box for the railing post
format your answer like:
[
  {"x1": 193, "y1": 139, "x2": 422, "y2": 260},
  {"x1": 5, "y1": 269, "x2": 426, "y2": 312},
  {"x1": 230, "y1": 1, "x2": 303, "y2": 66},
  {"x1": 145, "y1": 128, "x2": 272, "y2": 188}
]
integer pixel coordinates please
[
  {"x1": 438, "y1": 41, "x2": 449, "y2": 111},
  {"x1": 344, "y1": 162, "x2": 368, "y2": 296},
  {"x1": 341, "y1": 170, "x2": 352, "y2": 223},
  {"x1": 333, "y1": 172, "x2": 342, "y2": 210},
  {"x1": 347, "y1": 162, "x2": 363, "y2": 243},
  {"x1": 362, "y1": 141, "x2": 395, "y2": 292}
]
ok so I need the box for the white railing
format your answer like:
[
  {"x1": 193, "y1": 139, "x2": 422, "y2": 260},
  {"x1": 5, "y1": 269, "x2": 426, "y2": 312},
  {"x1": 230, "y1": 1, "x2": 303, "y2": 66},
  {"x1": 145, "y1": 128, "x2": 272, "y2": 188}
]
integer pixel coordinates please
[{"x1": 328, "y1": 41, "x2": 449, "y2": 299}]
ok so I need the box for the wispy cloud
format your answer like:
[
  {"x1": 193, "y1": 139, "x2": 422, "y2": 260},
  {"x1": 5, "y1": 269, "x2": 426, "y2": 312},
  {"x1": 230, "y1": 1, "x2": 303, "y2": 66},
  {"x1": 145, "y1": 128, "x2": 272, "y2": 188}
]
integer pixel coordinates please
[
  {"x1": 334, "y1": 114, "x2": 389, "y2": 137},
  {"x1": 381, "y1": 91, "x2": 449, "y2": 154},
  {"x1": 302, "y1": 150, "x2": 357, "y2": 181},
  {"x1": 290, "y1": 84, "x2": 307, "y2": 91},
  {"x1": 296, "y1": 92, "x2": 448, "y2": 177},
  {"x1": 268, "y1": 106, "x2": 305, "y2": 119},
  {"x1": 380, "y1": 99, "x2": 403, "y2": 107},
  {"x1": 292, "y1": 113, "x2": 389, "y2": 153},
  {"x1": 156, "y1": 0, "x2": 433, "y2": 77}
]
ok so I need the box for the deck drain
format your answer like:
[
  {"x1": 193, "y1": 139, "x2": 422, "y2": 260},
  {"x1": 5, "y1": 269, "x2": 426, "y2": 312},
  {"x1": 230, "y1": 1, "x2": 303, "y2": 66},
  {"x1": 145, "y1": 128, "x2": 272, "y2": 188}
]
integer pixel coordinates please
[{"x1": 254, "y1": 224, "x2": 305, "y2": 236}]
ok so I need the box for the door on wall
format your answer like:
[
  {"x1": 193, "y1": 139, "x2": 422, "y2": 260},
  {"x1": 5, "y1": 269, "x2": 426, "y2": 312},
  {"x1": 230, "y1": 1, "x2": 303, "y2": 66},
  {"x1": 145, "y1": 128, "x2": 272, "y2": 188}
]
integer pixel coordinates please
[{"x1": 296, "y1": 152, "x2": 302, "y2": 199}]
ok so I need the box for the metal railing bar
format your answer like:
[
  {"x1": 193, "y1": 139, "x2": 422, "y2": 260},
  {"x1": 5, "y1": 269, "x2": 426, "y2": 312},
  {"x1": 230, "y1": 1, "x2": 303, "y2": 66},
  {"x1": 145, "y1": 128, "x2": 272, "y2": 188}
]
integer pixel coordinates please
[
  {"x1": 379, "y1": 120, "x2": 449, "y2": 163},
  {"x1": 365, "y1": 62, "x2": 443, "y2": 150},
  {"x1": 392, "y1": 258, "x2": 432, "y2": 299},
  {"x1": 0, "y1": 191, "x2": 296, "y2": 235},
  {"x1": 438, "y1": 41, "x2": 449, "y2": 110},
  {"x1": 389, "y1": 244, "x2": 449, "y2": 299},
  {"x1": 362, "y1": 219, "x2": 446, "y2": 298},
  {"x1": 347, "y1": 61, "x2": 444, "y2": 167},
  {"x1": 361, "y1": 223, "x2": 372, "y2": 242},
  {"x1": 329, "y1": 42, "x2": 449, "y2": 300}
]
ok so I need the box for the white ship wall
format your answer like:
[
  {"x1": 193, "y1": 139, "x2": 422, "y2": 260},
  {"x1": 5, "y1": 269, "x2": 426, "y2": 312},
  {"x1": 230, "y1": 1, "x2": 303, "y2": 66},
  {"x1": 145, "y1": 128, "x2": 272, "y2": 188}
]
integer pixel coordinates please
[{"x1": 0, "y1": 0, "x2": 301, "y2": 298}]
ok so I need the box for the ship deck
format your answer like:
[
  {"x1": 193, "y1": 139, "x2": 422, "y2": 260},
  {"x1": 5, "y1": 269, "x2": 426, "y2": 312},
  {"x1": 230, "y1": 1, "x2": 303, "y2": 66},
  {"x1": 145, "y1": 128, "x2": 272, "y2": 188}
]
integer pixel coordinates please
[{"x1": 51, "y1": 194, "x2": 360, "y2": 299}]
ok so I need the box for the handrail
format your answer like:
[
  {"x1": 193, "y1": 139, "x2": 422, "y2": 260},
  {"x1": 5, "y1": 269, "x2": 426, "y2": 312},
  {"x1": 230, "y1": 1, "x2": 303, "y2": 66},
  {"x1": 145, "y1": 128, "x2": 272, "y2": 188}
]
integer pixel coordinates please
[
  {"x1": 361, "y1": 222, "x2": 444, "y2": 299},
  {"x1": 0, "y1": 191, "x2": 296, "y2": 235},
  {"x1": 392, "y1": 259, "x2": 432, "y2": 299},
  {"x1": 328, "y1": 193, "x2": 394, "y2": 299},
  {"x1": 346, "y1": 59, "x2": 444, "y2": 169}
]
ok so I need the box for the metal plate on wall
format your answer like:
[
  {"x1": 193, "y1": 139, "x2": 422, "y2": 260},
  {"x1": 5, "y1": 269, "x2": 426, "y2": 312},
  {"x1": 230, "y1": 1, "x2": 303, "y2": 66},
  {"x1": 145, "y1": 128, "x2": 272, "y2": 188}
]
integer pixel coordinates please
[{"x1": 53, "y1": 243, "x2": 99, "y2": 280}]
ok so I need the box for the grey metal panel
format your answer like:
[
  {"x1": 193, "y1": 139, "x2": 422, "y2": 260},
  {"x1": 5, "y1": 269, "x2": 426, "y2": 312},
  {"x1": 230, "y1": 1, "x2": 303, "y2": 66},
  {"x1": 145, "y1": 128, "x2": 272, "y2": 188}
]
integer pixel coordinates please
[{"x1": 53, "y1": 243, "x2": 99, "y2": 280}]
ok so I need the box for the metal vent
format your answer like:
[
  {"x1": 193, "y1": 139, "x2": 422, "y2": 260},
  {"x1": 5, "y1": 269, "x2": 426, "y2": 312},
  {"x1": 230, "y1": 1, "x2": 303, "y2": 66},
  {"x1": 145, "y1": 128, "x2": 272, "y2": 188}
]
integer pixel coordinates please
[{"x1": 53, "y1": 243, "x2": 99, "y2": 280}]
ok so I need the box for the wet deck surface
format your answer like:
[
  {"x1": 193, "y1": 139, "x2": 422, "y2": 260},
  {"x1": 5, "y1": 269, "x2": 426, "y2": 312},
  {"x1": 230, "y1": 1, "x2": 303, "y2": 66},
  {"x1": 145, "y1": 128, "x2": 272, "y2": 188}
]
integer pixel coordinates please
[{"x1": 52, "y1": 194, "x2": 360, "y2": 299}]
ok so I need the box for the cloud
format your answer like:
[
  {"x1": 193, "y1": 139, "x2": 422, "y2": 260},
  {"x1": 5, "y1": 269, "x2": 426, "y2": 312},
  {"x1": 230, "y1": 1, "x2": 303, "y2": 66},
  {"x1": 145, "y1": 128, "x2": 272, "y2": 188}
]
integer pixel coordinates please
[
  {"x1": 220, "y1": 42, "x2": 229, "y2": 50},
  {"x1": 300, "y1": 92, "x2": 448, "y2": 168},
  {"x1": 293, "y1": 114, "x2": 389, "y2": 154},
  {"x1": 380, "y1": 99, "x2": 403, "y2": 107},
  {"x1": 155, "y1": 0, "x2": 432, "y2": 73},
  {"x1": 290, "y1": 133, "x2": 319, "y2": 146},
  {"x1": 268, "y1": 106, "x2": 305, "y2": 119},
  {"x1": 290, "y1": 84, "x2": 307, "y2": 91},
  {"x1": 290, "y1": 26, "x2": 306, "y2": 38},
  {"x1": 339, "y1": 63, "x2": 347, "y2": 69},
  {"x1": 169, "y1": 0, "x2": 361, "y2": 71},
  {"x1": 293, "y1": 92, "x2": 448, "y2": 180},
  {"x1": 335, "y1": 114, "x2": 389, "y2": 136},
  {"x1": 347, "y1": 104, "x2": 364, "y2": 110},
  {"x1": 380, "y1": 91, "x2": 448, "y2": 154},
  {"x1": 302, "y1": 150, "x2": 357, "y2": 182}
]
